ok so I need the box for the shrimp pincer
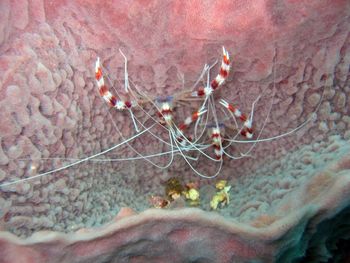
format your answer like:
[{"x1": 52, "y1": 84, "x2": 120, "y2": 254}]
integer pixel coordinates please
[
  {"x1": 192, "y1": 46, "x2": 230, "y2": 97},
  {"x1": 95, "y1": 57, "x2": 137, "y2": 110},
  {"x1": 219, "y1": 99, "x2": 253, "y2": 139}
]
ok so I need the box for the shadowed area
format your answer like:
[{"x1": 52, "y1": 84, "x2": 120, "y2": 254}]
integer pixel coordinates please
[{"x1": 0, "y1": 0, "x2": 350, "y2": 262}]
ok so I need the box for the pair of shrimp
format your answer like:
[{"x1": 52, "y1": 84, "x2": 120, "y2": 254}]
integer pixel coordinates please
[{"x1": 0, "y1": 46, "x2": 323, "y2": 188}]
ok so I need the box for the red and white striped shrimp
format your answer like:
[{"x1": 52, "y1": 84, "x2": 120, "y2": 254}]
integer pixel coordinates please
[{"x1": 0, "y1": 46, "x2": 325, "y2": 188}]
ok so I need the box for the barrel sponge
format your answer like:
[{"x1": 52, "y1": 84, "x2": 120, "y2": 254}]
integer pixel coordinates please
[{"x1": 0, "y1": 167, "x2": 349, "y2": 263}]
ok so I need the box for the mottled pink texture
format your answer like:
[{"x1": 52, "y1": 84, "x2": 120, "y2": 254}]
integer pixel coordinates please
[
  {"x1": 0, "y1": 160, "x2": 349, "y2": 262},
  {"x1": 0, "y1": 0, "x2": 350, "y2": 262}
]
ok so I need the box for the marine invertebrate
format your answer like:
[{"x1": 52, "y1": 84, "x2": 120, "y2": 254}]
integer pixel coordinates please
[
  {"x1": 149, "y1": 195, "x2": 170, "y2": 209},
  {"x1": 165, "y1": 177, "x2": 184, "y2": 200},
  {"x1": 183, "y1": 183, "x2": 200, "y2": 206},
  {"x1": 0, "y1": 45, "x2": 322, "y2": 188},
  {"x1": 0, "y1": 1, "x2": 349, "y2": 262},
  {"x1": 210, "y1": 183, "x2": 232, "y2": 210}
]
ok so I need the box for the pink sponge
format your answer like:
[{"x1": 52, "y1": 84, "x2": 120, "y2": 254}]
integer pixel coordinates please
[{"x1": 1, "y1": 165, "x2": 350, "y2": 262}]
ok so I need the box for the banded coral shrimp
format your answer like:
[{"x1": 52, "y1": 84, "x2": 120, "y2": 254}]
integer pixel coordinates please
[{"x1": 0, "y1": 46, "x2": 324, "y2": 190}]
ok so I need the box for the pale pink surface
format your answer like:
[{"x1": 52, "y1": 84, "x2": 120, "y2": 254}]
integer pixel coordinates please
[{"x1": 0, "y1": 0, "x2": 350, "y2": 262}]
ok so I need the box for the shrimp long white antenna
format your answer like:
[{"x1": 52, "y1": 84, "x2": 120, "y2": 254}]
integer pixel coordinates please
[
  {"x1": 191, "y1": 63, "x2": 210, "y2": 90},
  {"x1": 104, "y1": 98, "x2": 177, "y2": 170},
  {"x1": 128, "y1": 108, "x2": 140, "y2": 132},
  {"x1": 169, "y1": 126, "x2": 224, "y2": 179},
  {"x1": 248, "y1": 94, "x2": 261, "y2": 127},
  {"x1": 119, "y1": 49, "x2": 129, "y2": 93},
  {"x1": 193, "y1": 104, "x2": 210, "y2": 141},
  {"x1": 0, "y1": 124, "x2": 156, "y2": 188},
  {"x1": 170, "y1": 108, "x2": 223, "y2": 161},
  {"x1": 19, "y1": 135, "x2": 209, "y2": 166},
  {"x1": 191, "y1": 60, "x2": 218, "y2": 98},
  {"x1": 227, "y1": 89, "x2": 324, "y2": 145},
  {"x1": 116, "y1": 49, "x2": 140, "y2": 132}
]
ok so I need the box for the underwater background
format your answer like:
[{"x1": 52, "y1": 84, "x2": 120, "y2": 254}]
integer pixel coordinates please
[{"x1": 0, "y1": 0, "x2": 350, "y2": 262}]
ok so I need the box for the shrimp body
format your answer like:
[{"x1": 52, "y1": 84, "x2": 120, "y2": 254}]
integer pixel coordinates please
[{"x1": 155, "y1": 96, "x2": 174, "y2": 126}]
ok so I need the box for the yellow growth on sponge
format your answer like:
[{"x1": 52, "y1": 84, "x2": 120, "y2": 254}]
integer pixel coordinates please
[{"x1": 210, "y1": 185, "x2": 231, "y2": 210}]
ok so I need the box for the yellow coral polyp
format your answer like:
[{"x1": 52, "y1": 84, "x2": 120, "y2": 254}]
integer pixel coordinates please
[
  {"x1": 215, "y1": 180, "x2": 227, "y2": 190},
  {"x1": 210, "y1": 195, "x2": 221, "y2": 210},
  {"x1": 210, "y1": 185, "x2": 231, "y2": 210},
  {"x1": 168, "y1": 190, "x2": 181, "y2": 200},
  {"x1": 165, "y1": 178, "x2": 184, "y2": 200},
  {"x1": 187, "y1": 188, "x2": 200, "y2": 201}
]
